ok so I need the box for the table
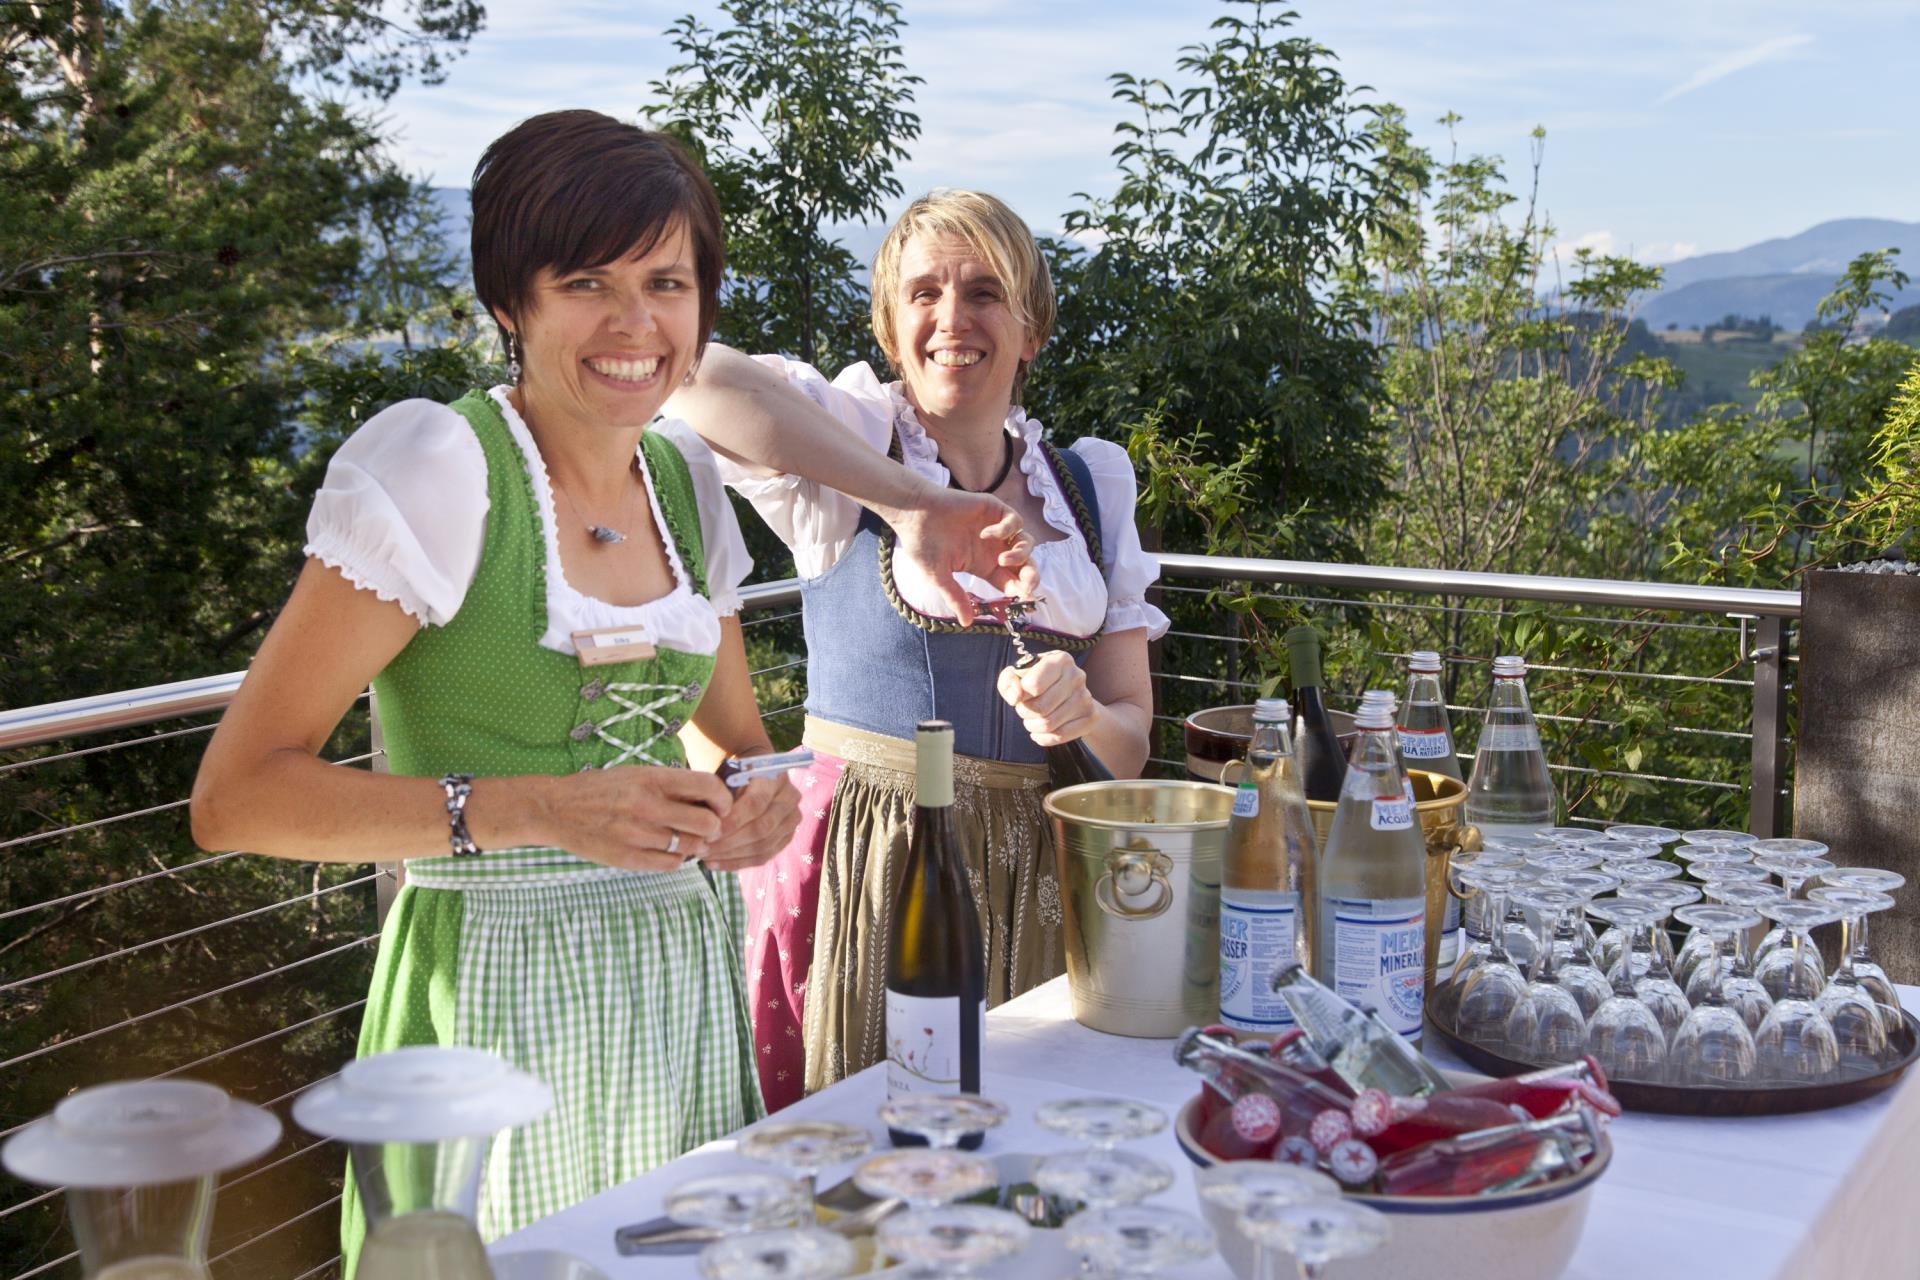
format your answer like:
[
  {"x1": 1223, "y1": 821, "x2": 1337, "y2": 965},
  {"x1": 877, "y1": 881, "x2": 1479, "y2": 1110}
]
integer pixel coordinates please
[{"x1": 493, "y1": 978, "x2": 1920, "y2": 1278}]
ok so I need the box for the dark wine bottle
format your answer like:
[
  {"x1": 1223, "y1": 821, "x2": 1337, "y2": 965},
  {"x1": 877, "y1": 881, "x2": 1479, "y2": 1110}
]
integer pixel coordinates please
[
  {"x1": 885, "y1": 720, "x2": 987, "y2": 1149},
  {"x1": 1044, "y1": 738, "x2": 1114, "y2": 789},
  {"x1": 1283, "y1": 623, "x2": 1347, "y2": 803}
]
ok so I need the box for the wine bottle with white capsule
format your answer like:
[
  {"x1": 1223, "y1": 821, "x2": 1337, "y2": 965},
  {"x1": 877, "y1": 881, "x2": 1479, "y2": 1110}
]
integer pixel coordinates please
[{"x1": 1315, "y1": 691, "x2": 1429, "y2": 1043}]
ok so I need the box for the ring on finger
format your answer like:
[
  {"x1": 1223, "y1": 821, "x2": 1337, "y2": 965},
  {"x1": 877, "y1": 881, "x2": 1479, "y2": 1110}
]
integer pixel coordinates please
[{"x1": 666, "y1": 831, "x2": 680, "y2": 857}]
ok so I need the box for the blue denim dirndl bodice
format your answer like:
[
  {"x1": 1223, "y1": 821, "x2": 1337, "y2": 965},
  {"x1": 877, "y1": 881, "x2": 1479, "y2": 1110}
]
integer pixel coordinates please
[{"x1": 801, "y1": 442, "x2": 1104, "y2": 764}]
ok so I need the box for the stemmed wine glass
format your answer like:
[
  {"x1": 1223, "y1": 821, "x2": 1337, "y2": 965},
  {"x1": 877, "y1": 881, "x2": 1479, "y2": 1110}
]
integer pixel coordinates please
[
  {"x1": 1668, "y1": 904, "x2": 1763, "y2": 1085},
  {"x1": 1195, "y1": 1163, "x2": 1334, "y2": 1280},
  {"x1": 738, "y1": 1121, "x2": 872, "y2": 1224},
  {"x1": 1452, "y1": 864, "x2": 1532, "y2": 1045},
  {"x1": 880, "y1": 1096, "x2": 1009, "y2": 1151},
  {"x1": 1807, "y1": 886, "x2": 1895, "y2": 1067},
  {"x1": 1582, "y1": 839, "x2": 1661, "y2": 865},
  {"x1": 666, "y1": 1173, "x2": 809, "y2": 1238},
  {"x1": 1031, "y1": 1096, "x2": 1173, "y2": 1213},
  {"x1": 876, "y1": 1204, "x2": 1031, "y2": 1279},
  {"x1": 698, "y1": 1228, "x2": 857, "y2": 1280},
  {"x1": 1750, "y1": 837, "x2": 1829, "y2": 861},
  {"x1": 1820, "y1": 867, "x2": 1907, "y2": 1036},
  {"x1": 1753, "y1": 900, "x2": 1843, "y2": 1082},
  {"x1": 1237, "y1": 1197, "x2": 1389, "y2": 1280},
  {"x1": 1535, "y1": 869, "x2": 1619, "y2": 1017},
  {"x1": 1503, "y1": 886, "x2": 1591, "y2": 1064},
  {"x1": 1606, "y1": 824, "x2": 1679, "y2": 847},
  {"x1": 1608, "y1": 897, "x2": 1691, "y2": 1044},
  {"x1": 1444, "y1": 849, "x2": 1523, "y2": 1000},
  {"x1": 1680, "y1": 829, "x2": 1757, "y2": 850},
  {"x1": 1582, "y1": 898, "x2": 1671, "y2": 1083},
  {"x1": 1697, "y1": 881, "x2": 1779, "y2": 1032},
  {"x1": 1063, "y1": 1205, "x2": 1215, "y2": 1280},
  {"x1": 1752, "y1": 855, "x2": 1837, "y2": 986},
  {"x1": 1595, "y1": 860, "x2": 1684, "y2": 970}
]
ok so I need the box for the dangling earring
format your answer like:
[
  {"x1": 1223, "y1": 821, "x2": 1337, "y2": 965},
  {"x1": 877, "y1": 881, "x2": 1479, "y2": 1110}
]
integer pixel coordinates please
[
  {"x1": 681, "y1": 360, "x2": 697, "y2": 387},
  {"x1": 506, "y1": 331, "x2": 522, "y2": 384}
]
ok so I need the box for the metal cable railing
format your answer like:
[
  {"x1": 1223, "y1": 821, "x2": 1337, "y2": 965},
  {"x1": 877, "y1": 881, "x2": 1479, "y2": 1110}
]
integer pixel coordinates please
[{"x1": 0, "y1": 560, "x2": 1796, "y2": 1279}]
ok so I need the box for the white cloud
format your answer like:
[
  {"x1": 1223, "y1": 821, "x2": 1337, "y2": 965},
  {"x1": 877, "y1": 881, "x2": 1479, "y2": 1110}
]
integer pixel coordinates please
[{"x1": 1656, "y1": 33, "x2": 1813, "y2": 104}]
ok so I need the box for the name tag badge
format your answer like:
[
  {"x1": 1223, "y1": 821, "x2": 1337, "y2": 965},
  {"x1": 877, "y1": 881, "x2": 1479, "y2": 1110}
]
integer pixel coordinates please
[{"x1": 573, "y1": 625, "x2": 656, "y2": 667}]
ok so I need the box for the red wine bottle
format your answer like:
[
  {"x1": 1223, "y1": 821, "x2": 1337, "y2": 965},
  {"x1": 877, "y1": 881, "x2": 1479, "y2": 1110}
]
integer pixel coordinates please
[
  {"x1": 1045, "y1": 738, "x2": 1114, "y2": 789},
  {"x1": 884, "y1": 721, "x2": 987, "y2": 1149},
  {"x1": 1284, "y1": 624, "x2": 1346, "y2": 802}
]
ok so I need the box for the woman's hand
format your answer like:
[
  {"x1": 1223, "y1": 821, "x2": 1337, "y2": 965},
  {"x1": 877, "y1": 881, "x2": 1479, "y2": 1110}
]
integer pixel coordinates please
[
  {"x1": 997, "y1": 651, "x2": 1097, "y2": 747},
  {"x1": 891, "y1": 484, "x2": 1041, "y2": 624},
  {"x1": 699, "y1": 772, "x2": 803, "y2": 873},
  {"x1": 543, "y1": 765, "x2": 734, "y2": 873}
]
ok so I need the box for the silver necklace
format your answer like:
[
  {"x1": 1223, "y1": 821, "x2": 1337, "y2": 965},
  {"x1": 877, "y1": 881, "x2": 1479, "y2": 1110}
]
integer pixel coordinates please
[{"x1": 551, "y1": 460, "x2": 641, "y2": 545}]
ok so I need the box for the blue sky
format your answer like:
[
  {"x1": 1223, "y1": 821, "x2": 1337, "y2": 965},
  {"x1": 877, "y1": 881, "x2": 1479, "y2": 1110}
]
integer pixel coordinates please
[{"x1": 379, "y1": 0, "x2": 1920, "y2": 268}]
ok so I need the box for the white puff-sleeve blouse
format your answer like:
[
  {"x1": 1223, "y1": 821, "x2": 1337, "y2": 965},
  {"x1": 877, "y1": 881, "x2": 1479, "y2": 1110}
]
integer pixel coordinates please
[
  {"x1": 304, "y1": 386, "x2": 753, "y2": 659},
  {"x1": 716, "y1": 356, "x2": 1170, "y2": 641}
]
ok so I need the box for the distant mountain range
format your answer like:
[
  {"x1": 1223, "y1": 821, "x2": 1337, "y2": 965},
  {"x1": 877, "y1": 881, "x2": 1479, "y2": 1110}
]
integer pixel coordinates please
[
  {"x1": 1638, "y1": 218, "x2": 1920, "y2": 330},
  {"x1": 430, "y1": 190, "x2": 1915, "y2": 333}
]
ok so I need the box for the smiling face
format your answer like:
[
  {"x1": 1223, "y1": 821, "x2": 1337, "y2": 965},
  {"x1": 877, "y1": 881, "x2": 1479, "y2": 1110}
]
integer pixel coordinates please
[
  {"x1": 499, "y1": 221, "x2": 702, "y2": 434},
  {"x1": 889, "y1": 231, "x2": 1040, "y2": 433}
]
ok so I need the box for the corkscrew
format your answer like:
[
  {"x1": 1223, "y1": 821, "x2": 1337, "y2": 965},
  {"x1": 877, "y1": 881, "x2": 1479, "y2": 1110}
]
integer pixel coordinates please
[{"x1": 971, "y1": 594, "x2": 1046, "y2": 669}]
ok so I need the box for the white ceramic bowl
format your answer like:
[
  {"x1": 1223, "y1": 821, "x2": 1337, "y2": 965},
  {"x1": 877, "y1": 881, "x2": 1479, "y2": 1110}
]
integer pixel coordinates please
[{"x1": 1175, "y1": 1095, "x2": 1609, "y2": 1280}]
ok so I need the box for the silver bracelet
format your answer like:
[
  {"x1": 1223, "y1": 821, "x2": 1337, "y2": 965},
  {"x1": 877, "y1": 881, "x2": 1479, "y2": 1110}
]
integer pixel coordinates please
[{"x1": 439, "y1": 774, "x2": 480, "y2": 858}]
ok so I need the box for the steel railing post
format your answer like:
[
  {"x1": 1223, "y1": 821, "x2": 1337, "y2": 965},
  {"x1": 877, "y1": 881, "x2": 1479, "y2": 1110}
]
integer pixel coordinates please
[
  {"x1": 369, "y1": 687, "x2": 402, "y2": 928},
  {"x1": 1749, "y1": 614, "x2": 1789, "y2": 838}
]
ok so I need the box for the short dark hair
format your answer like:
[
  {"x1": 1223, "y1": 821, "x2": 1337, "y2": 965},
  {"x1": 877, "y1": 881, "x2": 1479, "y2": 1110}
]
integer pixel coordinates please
[{"x1": 471, "y1": 110, "x2": 725, "y2": 359}]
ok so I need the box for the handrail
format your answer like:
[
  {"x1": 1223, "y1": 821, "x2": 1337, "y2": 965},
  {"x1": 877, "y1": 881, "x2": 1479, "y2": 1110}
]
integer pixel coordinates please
[
  {"x1": 1156, "y1": 553, "x2": 1802, "y2": 618},
  {"x1": 0, "y1": 560, "x2": 1796, "y2": 753},
  {"x1": 0, "y1": 578, "x2": 809, "y2": 752}
]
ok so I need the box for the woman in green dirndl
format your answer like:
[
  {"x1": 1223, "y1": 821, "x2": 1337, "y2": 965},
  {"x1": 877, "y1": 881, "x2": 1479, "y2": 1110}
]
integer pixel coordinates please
[{"x1": 191, "y1": 111, "x2": 1037, "y2": 1264}]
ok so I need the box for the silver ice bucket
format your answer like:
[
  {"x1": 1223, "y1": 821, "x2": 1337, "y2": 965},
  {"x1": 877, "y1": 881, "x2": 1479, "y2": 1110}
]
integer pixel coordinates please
[{"x1": 1043, "y1": 781, "x2": 1233, "y2": 1038}]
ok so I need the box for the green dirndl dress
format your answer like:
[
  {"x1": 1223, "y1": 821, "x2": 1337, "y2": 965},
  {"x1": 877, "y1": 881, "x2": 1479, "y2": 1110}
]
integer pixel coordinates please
[{"x1": 339, "y1": 391, "x2": 764, "y2": 1267}]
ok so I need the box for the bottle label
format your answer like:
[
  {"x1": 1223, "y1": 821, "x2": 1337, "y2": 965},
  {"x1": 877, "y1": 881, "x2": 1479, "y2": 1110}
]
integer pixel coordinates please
[
  {"x1": 885, "y1": 989, "x2": 982, "y2": 1098},
  {"x1": 1218, "y1": 889, "x2": 1299, "y2": 1030},
  {"x1": 1328, "y1": 896, "x2": 1426, "y2": 1036},
  {"x1": 1371, "y1": 780, "x2": 1416, "y2": 831},
  {"x1": 1478, "y1": 724, "x2": 1541, "y2": 752},
  {"x1": 1232, "y1": 784, "x2": 1260, "y2": 818},
  {"x1": 1397, "y1": 727, "x2": 1453, "y2": 760}
]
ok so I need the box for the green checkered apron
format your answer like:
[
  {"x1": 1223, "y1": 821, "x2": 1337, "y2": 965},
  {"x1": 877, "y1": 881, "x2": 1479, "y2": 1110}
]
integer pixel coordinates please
[{"x1": 339, "y1": 390, "x2": 762, "y2": 1269}]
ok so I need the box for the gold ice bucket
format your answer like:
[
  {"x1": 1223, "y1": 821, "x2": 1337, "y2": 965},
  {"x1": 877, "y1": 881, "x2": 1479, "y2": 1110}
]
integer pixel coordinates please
[
  {"x1": 1304, "y1": 770, "x2": 1478, "y2": 995},
  {"x1": 1043, "y1": 781, "x2": 1234, "y2": 1038}
]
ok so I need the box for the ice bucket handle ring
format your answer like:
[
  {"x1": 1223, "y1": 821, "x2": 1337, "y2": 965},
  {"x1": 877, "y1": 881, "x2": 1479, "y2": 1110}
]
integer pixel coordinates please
[{"x1": 1094, "y1": 843, "x2": 1175, "y2": 921}]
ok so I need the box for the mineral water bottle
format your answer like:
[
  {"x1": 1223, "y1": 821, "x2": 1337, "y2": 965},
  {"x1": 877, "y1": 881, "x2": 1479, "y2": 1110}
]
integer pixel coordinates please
[
  {"x1": 1399, "y1": 651, "x2": 1463, "y2": 970},
  {"x1": 1463, "y1": 655, "x2": 1556, "y2": 840},
  {"x1": 1314, "y1": 691, "x2": 1429, "y2": 1042},
  {"x1": 1218, "y1": 698, "x2": 1319, "y2": 1032},
  {"x1": 1269, "y1": 962, "x2": 1451, "y2": 1096}
]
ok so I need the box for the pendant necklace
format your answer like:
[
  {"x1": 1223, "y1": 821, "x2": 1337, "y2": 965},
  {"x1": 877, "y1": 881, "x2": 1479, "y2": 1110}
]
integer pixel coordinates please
[
  {"x1": 552, "y1": 459, "x2": 641, "y2": 545},
  {"x1": 944, "y1": 432, "x2": 1018, "y2": 495}
]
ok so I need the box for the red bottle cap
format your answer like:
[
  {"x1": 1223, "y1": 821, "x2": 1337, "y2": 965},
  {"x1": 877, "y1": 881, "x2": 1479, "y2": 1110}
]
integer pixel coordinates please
[{"x1": 1309, "y1": 1107, "x2": 1354, "y2": 1154}]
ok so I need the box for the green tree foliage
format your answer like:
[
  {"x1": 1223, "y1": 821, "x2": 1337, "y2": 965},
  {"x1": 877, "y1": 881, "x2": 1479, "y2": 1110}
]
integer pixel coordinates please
[
  {"x1": 1030, "y1": 0, "x2": 1405, "y2": 563},
  {"x1": 3, "y1": 3, "x2": 485, "y2": 1274},
  {"x1": 647, "y1": 0, "x2": 921, "y2": 374}
]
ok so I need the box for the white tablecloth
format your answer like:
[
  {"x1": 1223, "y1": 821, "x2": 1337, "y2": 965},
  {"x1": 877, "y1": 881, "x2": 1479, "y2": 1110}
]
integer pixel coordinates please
[{"x1": 493, "y1": 979, "x2": 1920, "y2": 1279}]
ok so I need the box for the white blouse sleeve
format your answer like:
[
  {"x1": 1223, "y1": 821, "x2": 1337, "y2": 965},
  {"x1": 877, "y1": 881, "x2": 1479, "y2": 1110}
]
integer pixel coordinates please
[
  {"x1": 1070, "y1": 437, "x2": 1171, "y2": 640},
  {"x1": 711, "y1": 356, "x2": 896, "y2": 579},
  {"x1": 303, "y1": 400, "x2": 488, "y2": 626},
  {"x1": 654, "y1": 419, "x2": 755, "y2": 616}
]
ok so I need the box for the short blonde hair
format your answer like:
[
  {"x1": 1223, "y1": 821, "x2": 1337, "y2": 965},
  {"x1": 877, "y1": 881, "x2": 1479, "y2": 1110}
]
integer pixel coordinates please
[{"x1": 870, "y1": 190, "x2": 1056, "y2": 402}]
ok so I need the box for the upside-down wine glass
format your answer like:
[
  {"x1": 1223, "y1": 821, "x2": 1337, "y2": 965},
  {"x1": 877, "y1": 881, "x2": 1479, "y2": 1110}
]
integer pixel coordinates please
[
  {"x1": 1445, "y1": 849, "x2": 1524, "y2": 1000},
  {"x1": 859, "y1": 1097, "x2": 1006, "y2": 1216},
  {"x1": 698, "y1": 1228, "x2": 857, "y2": 1280},
  {"x1": 1606, "y1": 824, "x2": 1679, "y2": 847},
  {"x1": 1503, "y1": 886, "x2": 1591, "y2": 1064},
  {"x1": 1536, "y1": 869, "x2": 1619, "y2": 1018},
  {"x1": 738, "y1": 1121, "x2": 873, "y2": 1225},
  {"x1": 1596, "y1": 860, "x2": 1683, "y2": 974},
  {"x1": 1820, "y1": 867, "x2": 1907, "y2": 1037},
  {"x1": 1194, "y1": 1163, "x2": 1335, "y2": 1280},
  {"x1": 1031, "y1": 1096, "x2": 1173, "y2": 1213},
  {"x1": 876, "y1": 1204, "x2": 1031, "y2": 1280},
  {"x1": 1697, "y1": 881, "x2": 1780, "y2": 1032},
  {"x1": 1582, "y1": 898, "x2": 1671, "y2": 1083},
  {"x1": 1807, "y1": 887, "x2": 1895, "y2": 1068},
  {"x1": 1669, "y1": 904, "x2": 1764, "y2": 1086},
  {"x1": 879, "y1": 1096, "x2": 1009, "y2": 1152},
  {"x1": 1674, "y1": 861, "x2": 1766, "y2": 989},
  {"x1": 666, "y1": 1173, "x2": 809, "y2": 1239},
  {"x1": 1608, "y1": 897, "x2": 1691, "y2": 1045},
  {"x1": 1063, "y1": 1205, "x2": 1215, "y2": 1280},
  {"x1": 1754, "y1": 900, "x2": 1843, "y2": 1083},
  {"x1": 1238, "y1": 1197, "x2": 1389, "y2": 1280},
  {"x1": 1453, "y1": 864, "x2": 1533, "y2": 1046},
  {"x1": 1537, "y1": 827, "x2": 1607, "y2": 847},
  {"x1": 1617, "y1": 879, "x2": 1703, "y2": 983},
  {"x1": 1752, "y1": 855, "x2": 1837, "y2": 983},
  {"x1": 1680, "y1": 829, "x2": 1758, "y2": 850}
]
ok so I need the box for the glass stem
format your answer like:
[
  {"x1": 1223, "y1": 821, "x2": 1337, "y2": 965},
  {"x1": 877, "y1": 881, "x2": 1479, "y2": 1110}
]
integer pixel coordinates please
[
  {"x1": 1298, "y1": 1262, "x2": 1324, "y2": 1280},
  {"x1": 1701, "y1": 932, "x2": 1728, "y2": 1007},
  {"x1": 1787, "y1": 928, "x2": 1815, "y2": 1001},
  {"x1": 1485, "y1": 890, "x2": 1512, "y2": 964},
  {"x1": 1850, "y1": 911, "x2": 1872, "y2": 969},
  {"x1": 1253, "y1": 1242, "x2": 1271, "y2": 1280}
]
